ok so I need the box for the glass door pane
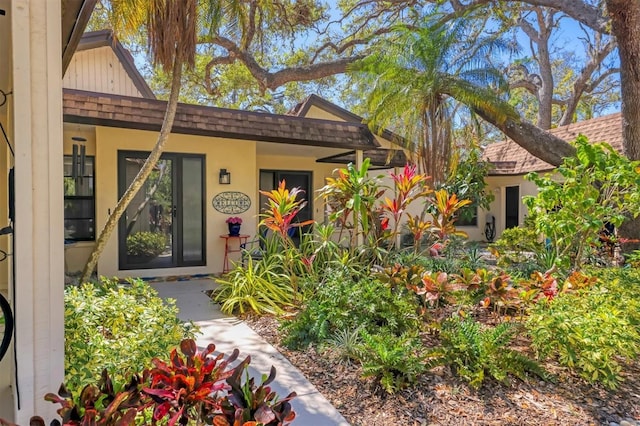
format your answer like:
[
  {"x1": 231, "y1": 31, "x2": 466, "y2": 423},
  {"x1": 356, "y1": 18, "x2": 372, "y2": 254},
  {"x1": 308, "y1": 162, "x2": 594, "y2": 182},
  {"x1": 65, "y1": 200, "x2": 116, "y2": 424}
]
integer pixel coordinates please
[
  {"x1": 120, "y1": 155, "x2": 175, "y2": 269},
  {"x1": 180, "y1": 157, "x2": 204, "y2": 263}
]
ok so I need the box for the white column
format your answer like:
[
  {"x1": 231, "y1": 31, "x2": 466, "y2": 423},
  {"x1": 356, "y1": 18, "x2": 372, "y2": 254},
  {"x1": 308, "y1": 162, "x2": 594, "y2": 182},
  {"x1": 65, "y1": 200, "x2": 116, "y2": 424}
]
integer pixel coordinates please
[{"x1": 11, "y1": 0, "x2": 64, "y2": 423}]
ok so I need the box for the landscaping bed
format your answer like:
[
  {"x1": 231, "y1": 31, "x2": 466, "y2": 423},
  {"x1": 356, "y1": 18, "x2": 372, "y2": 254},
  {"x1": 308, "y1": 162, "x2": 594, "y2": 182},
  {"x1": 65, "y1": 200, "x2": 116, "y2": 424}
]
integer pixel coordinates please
[{"x1": 246, "y1": 313, "x2": 640, "y2": 426}]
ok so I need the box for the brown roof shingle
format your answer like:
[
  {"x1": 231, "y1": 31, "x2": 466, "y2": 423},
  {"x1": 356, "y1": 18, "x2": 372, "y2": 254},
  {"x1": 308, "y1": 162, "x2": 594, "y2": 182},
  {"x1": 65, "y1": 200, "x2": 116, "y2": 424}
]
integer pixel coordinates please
[
  {"x1": 63, "y1": 89, "x2": 380, "y2": 151},
  {"x1": 483, "y1": 113, "x2": 623, "y2": 175}
]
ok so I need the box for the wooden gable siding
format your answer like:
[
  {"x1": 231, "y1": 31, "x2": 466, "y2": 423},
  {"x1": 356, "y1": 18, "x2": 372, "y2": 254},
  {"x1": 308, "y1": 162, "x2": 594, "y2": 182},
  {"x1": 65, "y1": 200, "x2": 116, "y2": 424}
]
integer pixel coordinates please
[{"x1": 63, "y1": 46, "x2": 145, "y2": 98}]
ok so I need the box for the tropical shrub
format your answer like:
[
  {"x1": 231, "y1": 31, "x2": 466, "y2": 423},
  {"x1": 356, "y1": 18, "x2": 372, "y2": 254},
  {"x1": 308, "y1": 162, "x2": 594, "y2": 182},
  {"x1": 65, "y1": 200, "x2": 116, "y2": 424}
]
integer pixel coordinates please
[
  {"x1": 427, "y1": 316, "x2": 551, "y2": 389},
  {"x1": 490, "y1": 225, "x2": 543, "y2": 277},
  {"x1": 213, "y1": 254, "x2": 294, "y2": 315},
  {"x1": 282, "y1": 269, "x2": 420, "y2": 349},
  {"x1": 526, "y1": 268, "x2": 640, "y2": 389},
  {"x1": 64, "y1": 278, "x2": 196, "y2": 394},
  {"x1": 318, "y1": 158, "x2": 385, "y2": 250},
  {"x1": 125, "y1": 231, "x2": 166, "y2": 258},
  {"x1": 524, "y1": 135, "x2": 640, "y2": 269},
  {"x1": 358, "y1": 330, "x2": 426, "y2": 394}
]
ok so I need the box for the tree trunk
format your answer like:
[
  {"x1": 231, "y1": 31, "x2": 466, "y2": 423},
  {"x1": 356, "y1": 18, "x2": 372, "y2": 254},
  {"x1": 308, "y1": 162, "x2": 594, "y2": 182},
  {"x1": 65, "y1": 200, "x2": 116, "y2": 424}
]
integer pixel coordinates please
[
  {"x1": 607, "y1": 0, "x2": 640, "y2": 252},
  {"x1": 125, "y1": 164, "x2": 167, "y2": 236},
  {"x1": 80, "y1": 51, "x2": 183, "y2": 283},
  {"x1": 472, "y1": 107, "x2": 575, "y2": 167}
]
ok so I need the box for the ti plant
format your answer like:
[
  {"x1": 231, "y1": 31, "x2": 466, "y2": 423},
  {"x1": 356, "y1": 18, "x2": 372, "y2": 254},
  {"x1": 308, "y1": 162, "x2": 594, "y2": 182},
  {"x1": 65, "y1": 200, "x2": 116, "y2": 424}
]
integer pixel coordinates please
[
  {"x1": 407, "y1": 271, "x2": 454, "y2": 310},
  {"x1": 218, "y1": 356, "x2": 297, "y2": 426},
  {"x1": 27, "y1": 338, "x2": 298, "y2": 426},
  {"x1": 143, "y1": 339, "x2": 239, "y2": 425},
  {"x1": 43, "y1": 370, "x2": 143, "y2": 426},
  {"x1": 430, "y1": 189, "x2": 472, "y2": 241},
  {"x1": 406, "y1": 213, "x2": 432, "y2": 253},
  {"x1": 318, "y1": 158, "x2": 385, "y2": 250},
  {"x1": 380, "y1": 164, "x2": 431, "y2": 250},
  {"x1": 259, "y1": 179, "x2": 314, "y2": 247},
  {"x1": 479, "y1": 271, "x2": 520, "y2": 315}
]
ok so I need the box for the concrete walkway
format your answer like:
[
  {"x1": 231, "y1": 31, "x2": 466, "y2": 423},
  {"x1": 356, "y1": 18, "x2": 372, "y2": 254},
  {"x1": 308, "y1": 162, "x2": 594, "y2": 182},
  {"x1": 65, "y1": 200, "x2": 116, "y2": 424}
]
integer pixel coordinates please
[{"x1": 151, "y1": 279, "x2": 350, "y2": 426}]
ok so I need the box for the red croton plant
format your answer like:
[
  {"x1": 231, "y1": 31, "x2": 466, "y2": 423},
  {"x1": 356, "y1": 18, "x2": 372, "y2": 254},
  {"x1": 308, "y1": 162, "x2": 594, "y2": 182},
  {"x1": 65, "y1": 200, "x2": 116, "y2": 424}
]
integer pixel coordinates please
[{"x1": 0, "y1": 339, "x2": 296, "y2": 426}]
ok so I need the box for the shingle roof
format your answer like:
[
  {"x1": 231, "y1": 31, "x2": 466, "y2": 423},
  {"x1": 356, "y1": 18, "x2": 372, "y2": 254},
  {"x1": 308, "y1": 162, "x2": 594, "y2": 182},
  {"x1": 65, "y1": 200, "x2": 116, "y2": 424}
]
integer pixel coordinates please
[
  {"x1": 483, "y1": 113, "x2": 623, "y2": 175},
  {"x1": 290, "y1": 94, "x2": 405, "y2": 144},
  {"x1": 63, "y1": 89, "x2": 380, "y2": 150}
]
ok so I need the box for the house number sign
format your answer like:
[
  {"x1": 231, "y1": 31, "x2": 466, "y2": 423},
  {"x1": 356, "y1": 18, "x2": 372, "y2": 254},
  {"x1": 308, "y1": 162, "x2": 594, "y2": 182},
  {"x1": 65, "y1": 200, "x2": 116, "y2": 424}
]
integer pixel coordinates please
[{"x1": 212, "y1": 191, "x2": 251, "y2": 214}]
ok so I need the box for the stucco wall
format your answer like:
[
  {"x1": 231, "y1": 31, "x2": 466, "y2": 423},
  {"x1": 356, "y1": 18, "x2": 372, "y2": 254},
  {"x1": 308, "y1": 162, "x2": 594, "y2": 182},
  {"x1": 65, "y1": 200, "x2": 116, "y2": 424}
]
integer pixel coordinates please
[
  {"x1": 65, "y1": 126, "x2": 258, "y2": 278},
  {"x1": 63, "y1": 46, "x2": 145, "y2": 98},
  {"x1": 483, "y1": 175, "x2": 540, "y2": 240}
]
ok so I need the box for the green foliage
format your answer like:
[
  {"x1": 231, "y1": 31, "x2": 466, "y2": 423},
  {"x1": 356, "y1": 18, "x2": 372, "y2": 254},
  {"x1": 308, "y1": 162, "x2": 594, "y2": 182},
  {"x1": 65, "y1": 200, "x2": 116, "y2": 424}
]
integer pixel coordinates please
[
  {"x1": 358, "y1": 331, "x2": 426, "y2": 394},
  {"x1": 490, "y1": 224, "x2": 544, "y2": 277},
  {"x1": 318, "y1": 158, "x2": 385, "y2": 250},
  {"x1": 282, "y1": 269, "x2": 420, "y2": 349},
  {"x1": 213, "y1": 254, "x2": 294, "y2": 315},
  {"x1": 526, "y1": 269, "x2": 640, "y2": 389},
  {"x1": 125, "y1": 231, "x2": 166, "y2": 258},
  {"x1": 64, "y1": 278, "x2": 196, "y2": 396},
  {"x1": 354, "y1": 18, "x2": 514, "y2": 183},
  {"x1": 525, "y1": 135, "x2": 640, "y2": 269},
  {"x1": 323, "y1": 327, "x2": 363, "y2": 365},
  {"x1": 428, "y1": 316, "x2": 551, "y2": 389},
  {"x1": 441, "y1": 147, "x2": 495, "y2": 222},
  {"x1": 625, "y1": 249, "x2": 640, "y2": 268}
]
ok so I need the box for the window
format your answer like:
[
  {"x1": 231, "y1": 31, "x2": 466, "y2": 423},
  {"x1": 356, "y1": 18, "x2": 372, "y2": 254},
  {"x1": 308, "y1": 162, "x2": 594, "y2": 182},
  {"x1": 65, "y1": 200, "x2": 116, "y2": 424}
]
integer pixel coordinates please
[
  {"x1": 64, "y1": 156, "x2": 95, "y2": 241},
  {"x1": 456, "y1": 205, "x2": 478, "y2": 227}
]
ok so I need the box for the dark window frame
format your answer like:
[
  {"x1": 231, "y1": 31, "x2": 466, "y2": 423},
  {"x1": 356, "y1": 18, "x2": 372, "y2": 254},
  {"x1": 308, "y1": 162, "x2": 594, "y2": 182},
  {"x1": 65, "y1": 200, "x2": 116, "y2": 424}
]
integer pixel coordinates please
[{"x1": 64, "y1": 155, "x2": 95, "y2": 241}]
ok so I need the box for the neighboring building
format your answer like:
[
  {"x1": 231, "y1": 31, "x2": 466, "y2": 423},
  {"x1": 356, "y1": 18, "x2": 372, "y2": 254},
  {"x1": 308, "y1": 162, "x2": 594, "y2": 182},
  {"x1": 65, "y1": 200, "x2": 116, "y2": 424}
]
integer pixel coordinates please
[
  {"x1": 61, "y1": 31, "x2": 406, "y2": 278},
  {"x1": 476, "y1": 113, "x2": 623, "y2": 241}
]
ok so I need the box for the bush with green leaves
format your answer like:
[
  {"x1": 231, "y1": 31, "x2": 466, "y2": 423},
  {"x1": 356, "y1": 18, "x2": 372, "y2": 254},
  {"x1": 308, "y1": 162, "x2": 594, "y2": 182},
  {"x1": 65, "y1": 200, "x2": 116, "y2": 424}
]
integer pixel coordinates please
[
  {"x1": 125, "y1": 231, "x2": 166, "y2": 258},
  {"x1": 490, "y1": 224, "x2": 544, "y2": 277},
  {"x1": 64, "y1": 278, "x2": 196, "y2": 394},
  {"x1": 358, "y1": 330, "x2": 426, "y2": 394},
  {"x1": 524, "y1": 135, "x2": 640, "y2": 269},
  {"x1": 526, "y1": 268, "x2": 640, "y2": 389},
  {"x1": 427, "y1": 315, "x2": 551, "y2": 389},
  {"x1": 282, "y1": 268, "x2": 420, "y2": 349},
  {"x1": 213, "y1": 253, "x2": 294, "y2": 315}
]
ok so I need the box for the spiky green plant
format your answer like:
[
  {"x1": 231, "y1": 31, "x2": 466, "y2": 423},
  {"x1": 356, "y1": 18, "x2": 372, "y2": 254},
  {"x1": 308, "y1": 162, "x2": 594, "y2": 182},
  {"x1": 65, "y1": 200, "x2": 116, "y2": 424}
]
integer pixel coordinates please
[{"x1": 427, "y1": 316, "x2": 552, "y2": 389}]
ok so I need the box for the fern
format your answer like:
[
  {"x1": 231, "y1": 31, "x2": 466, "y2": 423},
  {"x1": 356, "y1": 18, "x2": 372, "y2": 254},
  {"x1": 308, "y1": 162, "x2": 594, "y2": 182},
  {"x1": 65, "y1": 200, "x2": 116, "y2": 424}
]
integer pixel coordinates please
[
  {"x1": 358, "y1": 331, "x2": 426, "y2": 394},
  {"x1": 427, "y1": 316, "x2": 553, "y2": 389}
]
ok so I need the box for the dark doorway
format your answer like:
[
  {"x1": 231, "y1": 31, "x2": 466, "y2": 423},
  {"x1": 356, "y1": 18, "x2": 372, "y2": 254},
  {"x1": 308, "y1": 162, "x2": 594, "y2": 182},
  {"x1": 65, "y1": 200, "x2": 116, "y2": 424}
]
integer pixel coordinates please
[
  {"x1": 118, "y1": 152, "x2": 206, "y2": 269},
  {"x1": 505, "y1": 186, "x2": 520, "y2": 229}
]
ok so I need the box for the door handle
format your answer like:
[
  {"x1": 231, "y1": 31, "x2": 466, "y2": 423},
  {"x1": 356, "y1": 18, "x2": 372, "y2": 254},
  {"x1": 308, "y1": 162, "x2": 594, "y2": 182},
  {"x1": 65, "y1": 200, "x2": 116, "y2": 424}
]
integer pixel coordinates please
[{"x1": 173, "y1": 205, "x2": 177, "y2": 217}]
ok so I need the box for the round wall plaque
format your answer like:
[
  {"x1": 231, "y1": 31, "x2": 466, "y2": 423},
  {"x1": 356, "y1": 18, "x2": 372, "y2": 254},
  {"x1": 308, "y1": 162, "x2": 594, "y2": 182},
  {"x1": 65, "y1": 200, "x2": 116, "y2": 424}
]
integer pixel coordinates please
[{"x1": 212, "y1": 191, "x2": 251, "y2": 214}]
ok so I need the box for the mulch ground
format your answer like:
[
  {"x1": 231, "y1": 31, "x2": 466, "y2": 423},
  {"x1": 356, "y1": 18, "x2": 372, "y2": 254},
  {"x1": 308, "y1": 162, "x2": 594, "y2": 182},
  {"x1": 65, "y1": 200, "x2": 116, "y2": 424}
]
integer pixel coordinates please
[{"x1": 245, "y1": 314, "x2": 640, "y2": 426}]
